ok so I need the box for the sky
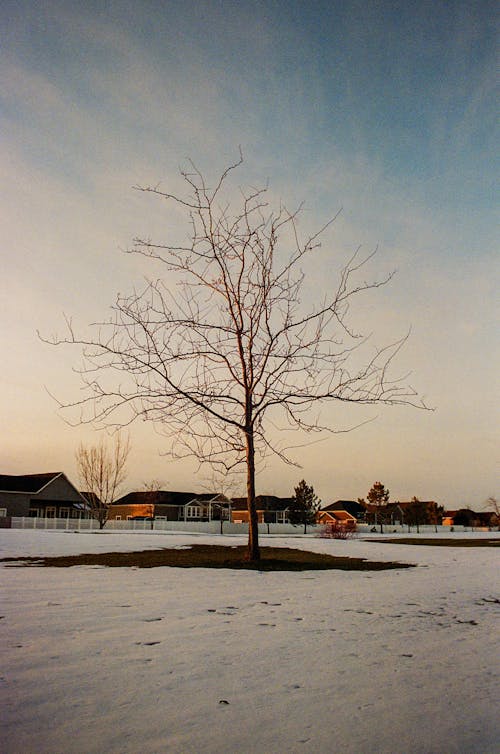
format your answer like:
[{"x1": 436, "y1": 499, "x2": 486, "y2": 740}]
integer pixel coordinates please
[{"x1": 1, "y1": 0, "x2": 498, "y2": 508}]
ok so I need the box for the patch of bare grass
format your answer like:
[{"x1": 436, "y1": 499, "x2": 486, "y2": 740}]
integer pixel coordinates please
[
  {"x1": 369, "y1": 538, "x2": 499, "y2": 547},
  {"x1": 0, "y1": 544, "x2": 413, "y2": 571}
]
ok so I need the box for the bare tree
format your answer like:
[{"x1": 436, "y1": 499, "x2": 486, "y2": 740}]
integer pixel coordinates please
[
  {"x1": 46, "y1": 154, "x2": 426, "y2": 560},
  {"x1": 406, "y1": 496, "x2": 427, "y2": 533},
  {"x1": 482, "y1": 496, "x2": 499, "y2": 529},
  {"x1": 76, "y1": 434, "x2": 130, "y2": 528},
  {"x1": 142, "y1": 478, "x2": 163, "y2": 529},
  {"x1": 484, "y1": 496, "x2": 499, "y2": 517}
]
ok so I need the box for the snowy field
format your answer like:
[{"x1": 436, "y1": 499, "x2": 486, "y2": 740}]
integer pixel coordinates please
[{"x1": 1, "y1": 530, "x2": 498, "y2": 754}]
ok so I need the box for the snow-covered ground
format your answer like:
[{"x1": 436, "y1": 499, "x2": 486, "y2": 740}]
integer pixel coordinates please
[{"x1": 1, "y1": 530, "x2": 498, "y2": 754}]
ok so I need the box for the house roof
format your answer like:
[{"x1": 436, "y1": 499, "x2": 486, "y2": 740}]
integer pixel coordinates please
[
  {"x1": 389, "y1": 501, "x2": 438, "y2": 509},
  {"x1": 183, "y1": 494, "x2": 231, "y2": 508},
  {"x1": 320, "y1": 509, "x2": 356, "y2": 521},
  {"x1": 322, "y1": 500, "x2": 365, "y2": 514},
  {"x1": 80, "y1": 491, "x2": 101, "y2": 506},
  {"x1": 113, "y1": 490, "x2": 222, "y2": 507},
  {"x1": 0, "y1": 472, "x2": 62, "y2": 493},
  {"x1": 231, "y1": 495, "x2": 293, "y2": 512}
]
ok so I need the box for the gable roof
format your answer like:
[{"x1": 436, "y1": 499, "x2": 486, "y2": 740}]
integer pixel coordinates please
[
  {"x1": 231, "y1": 495, "x2": 293, "y2": 512},
  {"x1": 183, "y1": 494, "x2": 231, "y2": 507},
  {"x1": 0, "y1": 472, "x2": 62, "y2": 494},
  {"x1": 388, "y1": 501, "x2": 438, "y2": 509},
  {"x1": 319, "y1": 509, "x2": 357, "y2": 522},
  {"x1": 322, "y1": 500, "x2": 365, "y2": 514},
  {"x1": 113, "y1": 490, "x2": 221, "y2": 507}
]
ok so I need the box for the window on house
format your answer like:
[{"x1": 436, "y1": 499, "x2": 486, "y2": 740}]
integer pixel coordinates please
[
  {"x1": 115, "y1": 515, "x2": 122, "y2": 520},
  {"x1": 59, "y1": 508, "x2": 70, "y2": 518},
  {"x1": 0, "y1": 508, "x2": 7, "y2": 517},
  {"x1": 46, "y1": 507, "x2": 56, "y2": 518},
  {"x1": 186, "y1": 506, "x2": 202, "y2": 518}
]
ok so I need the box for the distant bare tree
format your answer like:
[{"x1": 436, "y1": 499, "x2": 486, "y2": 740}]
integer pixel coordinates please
[
  {"x1": 76, "y1": 435, "x2": 130, "y2": 529},
  {"x1": 406, "y1": 496, "x2": 427, "y2": 533},
  {"x1": 484, "y1": 496, "x2": 499, "y2": 517},
  {"x1": 46, "y1": 154, "x2": 426, "y2": 560},
  {"x1": 482, "y1": 496, "x2": 499, "y2": 528},
  {"x1": 142, "y1": 478, "x2": 163, "y2": 529}
]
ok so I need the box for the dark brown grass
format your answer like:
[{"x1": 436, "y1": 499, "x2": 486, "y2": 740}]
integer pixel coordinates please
[
  {"x1": 368, "y1": 538, "x2": 499, "y2": 547},
  {"x1": 0, "y1": 544, "x2": 413, "y2": 571}
]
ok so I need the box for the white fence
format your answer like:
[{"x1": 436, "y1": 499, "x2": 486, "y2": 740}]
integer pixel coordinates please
[
  {"x1": 8, "y1": 516, "x2": 323, "y2": 536},
  {"x1": 6, "y1": 517, "x2": 495, "y2": 535}
]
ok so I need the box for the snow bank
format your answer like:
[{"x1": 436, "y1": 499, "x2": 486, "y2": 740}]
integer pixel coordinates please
[{"x1": 1, "y1": 530, "x2": 498, "y2": 753}]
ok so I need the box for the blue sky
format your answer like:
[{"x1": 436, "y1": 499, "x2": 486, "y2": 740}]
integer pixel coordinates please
[{"x1": 1, "y1": 1, "x2": 498, "y2": 506}]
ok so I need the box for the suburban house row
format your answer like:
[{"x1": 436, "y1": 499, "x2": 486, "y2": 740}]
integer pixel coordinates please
[
  {"x1": 0, "y1": 472, "x2": 357, "y2": 527},
  {"x1": 0, "y1": 472, "x2": 496, "y2": 529}
]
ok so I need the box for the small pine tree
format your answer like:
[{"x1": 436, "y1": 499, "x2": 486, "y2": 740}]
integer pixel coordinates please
[
  {"x1": 365, "y1": 481, "x2": 390, "y2": 533},
  {"x1": 289, "y1": 479, "x2": 321, "y2": 534}
]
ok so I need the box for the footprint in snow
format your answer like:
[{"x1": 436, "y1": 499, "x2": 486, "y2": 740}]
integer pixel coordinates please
[{"x1": 135, "y1": 641, "x2": 161, "y2": 646}]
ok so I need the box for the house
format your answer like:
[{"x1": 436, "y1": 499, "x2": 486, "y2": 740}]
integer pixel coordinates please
[
  {"x1": 320, "y1": 500, "x2": 366, "y2": 521},
  {"x1": 443, "y1": 509, "x2": 498, "y2": 528},
  {"x1": 110, "y1": 490, "x2": 231, "y2": 521},
  {"x1": 230, "y1": 495, "x2": 294, "y2": 524},
  {"x1": 316, "y1": 508, "x2": 357, "y2": 529},
  {"x1": 442, "y1": 511, "x2": 456, "y2": 526},
  {"x1": 364, "y1": 501, "x2": 443, "y2": 528},
  {"x1": 389, "y1": 501, "x2": 443, "y2": 527},
  {"x1": 0, "y1": 473, "x2": 90, "y2": 518},
  {"x1": 179, "y1": 494, "x2": 232, "y2": 522}
]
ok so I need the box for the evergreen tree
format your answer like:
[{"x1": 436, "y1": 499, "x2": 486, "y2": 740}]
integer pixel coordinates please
[
  {"x1": 362, "y1": 481, "x2": 390, "y2": 533},
  {"x1": 289, "y1": 479, "x2": 320, "y2": 533}
]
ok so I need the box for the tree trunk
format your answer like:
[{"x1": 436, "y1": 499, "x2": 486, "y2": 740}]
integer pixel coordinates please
[{"x1": 245, "y1": 428, "x2": 260, "y2": 561}]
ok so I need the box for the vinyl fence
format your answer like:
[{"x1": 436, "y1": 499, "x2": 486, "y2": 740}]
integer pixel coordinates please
[
  {"x1": 5, "y1": 517, "x2": 494, "y2": 535},
  {"x1": 7, "y1": 516, "x2": 324, "y2": 536}
]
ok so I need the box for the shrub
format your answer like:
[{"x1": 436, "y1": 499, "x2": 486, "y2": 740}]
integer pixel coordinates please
[{"x1": 319, "y1": 521, "x2": 356, "y2": 539}]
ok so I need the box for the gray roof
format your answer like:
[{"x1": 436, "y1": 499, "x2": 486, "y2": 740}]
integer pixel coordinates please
[
  {"x1": 0, "y1": 472, "x2": 61, "y2": 493},
  {"x1": 113, "y1": 490, "x2": 222, "y2": 507}
]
